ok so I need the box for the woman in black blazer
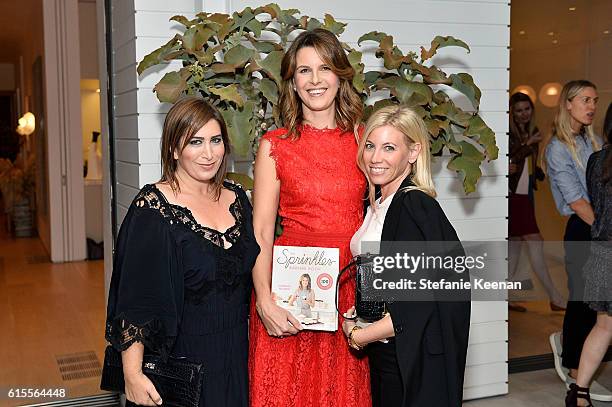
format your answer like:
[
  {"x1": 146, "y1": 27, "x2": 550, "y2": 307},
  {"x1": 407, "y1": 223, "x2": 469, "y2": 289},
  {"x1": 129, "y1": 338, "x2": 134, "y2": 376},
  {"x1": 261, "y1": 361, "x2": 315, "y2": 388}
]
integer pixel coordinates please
[{"x1": 343, "y1": 105, "x2": 471, "y2": 407}]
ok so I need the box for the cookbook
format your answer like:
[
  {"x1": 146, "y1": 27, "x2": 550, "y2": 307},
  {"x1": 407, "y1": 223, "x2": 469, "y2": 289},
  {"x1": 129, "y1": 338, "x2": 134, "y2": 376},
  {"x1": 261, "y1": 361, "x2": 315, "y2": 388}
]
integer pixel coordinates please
[{"x1": 271, "y1": 245, "x2": 340, "y2": 331}]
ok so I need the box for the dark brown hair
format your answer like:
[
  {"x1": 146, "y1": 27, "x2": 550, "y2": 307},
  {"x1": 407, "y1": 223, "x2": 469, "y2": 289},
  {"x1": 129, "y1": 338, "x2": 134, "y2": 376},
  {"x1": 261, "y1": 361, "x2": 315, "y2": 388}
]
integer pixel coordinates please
[
  {"x1": 159, "y1": 96, "x2": 230, "y2": 200},
  {"x1": 278, "y1": 28, "x2": 363, "y2": 139}
]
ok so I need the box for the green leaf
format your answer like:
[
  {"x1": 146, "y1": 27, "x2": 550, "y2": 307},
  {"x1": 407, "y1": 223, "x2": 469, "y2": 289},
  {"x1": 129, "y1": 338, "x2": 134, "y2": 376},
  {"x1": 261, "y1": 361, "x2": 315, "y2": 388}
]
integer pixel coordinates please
[
  {"x1": 220, "y1": 101, "x2": 256, "y2": 157},
  {"x1": 447, "y1": 155, "x2": 481, "y2": 194},
  {"x1": 432, "y1": 90, "x2": 449, "y2": 105},
  {"x1": 465, "y1": 115, "x2": 499, "y2": 160},
  {"x1": 211, "y1": 63, "x2": 236, "y2": 74},
  {"x1": 182, "y1": 25, "x2": 215, "y2": 53},
  {"x1": 259, "y1": 78, "x2": 278, "y2": 104},
  {"x1": 431, "y1": 137, "x2": 445, "y2": 155},
  {"x1": 444, "y1": 131, "x2": 462, "y2": 154},
  {"x1": 251, "y1": 40, "x2": 279, "y2": 53},
  {"x1": 226, "y1": 172, "x2": 254, "y2": 190},
  {"x1": 277, "y1": 9, "x2": 299, "y2": 26},
  {"x1": 377, "y1": 35, "x2": 405, "y2": 69},
  {"x1": 224, "y1": 44, "x2": 255, "y2": 67},
  {"x1": 376, "y1": 77, "x2": 433, "y2": 105},
  {"x1": 170, "y1": 15, "x2": 195, "y2": 27},
  {"x1": 193, "y1": 49, "x2": 215, "y2": 65},
  {"x1": 420, "y1": 35, "x2": 470, "y2": 61},
  {"x1": 348, "y1": 50, "x2": 365, "y2": 93},
  {"x1": 255, "y1": 4, "x2": 281, "y2": 19},
  {"x1": 458, "y1": 140, "x2": 485, "y2": 162},
  {"x1": 322, "y1": 14, "x2": 346, "y2": 35},
  {"x1": 154, "y1": 71, "x2": 187, "y2": 103},
  {"x1": 306, "y1": 18, "x2": 322, "y2": 31},
  {"x1": 430, "y1": 102, "x2": 471, "y2": 127},
  {"x1": 449, "y1": 73, "x2": 481, "y2": 110},
  {"x1": 231, "y1": 7, "x2": 256, "y2": 31},
  {"x1": 137, "y1": 35, "x2": 180, "y2": 75},
  {"x1": 364, "y1": 71, "x2": 382, "y2": 88},
  {"x1": 259, "y1": 50, "x2": 283, "y2": 84},
  {"x1": 358, "y1": 31, "x2": 388, "y2": 46},
  {"x1": 208, "y1": 84, "x2": 244, "y2": 107},
  {"x1": 246, "y1": 19, "x2": 264, "y2": 37}
]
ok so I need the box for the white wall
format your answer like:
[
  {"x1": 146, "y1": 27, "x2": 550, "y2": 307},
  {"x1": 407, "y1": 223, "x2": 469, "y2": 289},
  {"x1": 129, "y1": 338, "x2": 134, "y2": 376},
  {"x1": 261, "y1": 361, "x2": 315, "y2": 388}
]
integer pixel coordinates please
[{"x1": 109, "y1": 0, "x2": 510, "y2": 400}]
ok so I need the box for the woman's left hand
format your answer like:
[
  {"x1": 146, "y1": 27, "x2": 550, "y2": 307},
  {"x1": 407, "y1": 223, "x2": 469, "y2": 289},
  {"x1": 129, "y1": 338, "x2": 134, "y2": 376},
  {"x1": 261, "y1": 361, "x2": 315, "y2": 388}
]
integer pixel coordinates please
[{"x1": 342, "y1": 306, "x2": 357, "y2": 338}]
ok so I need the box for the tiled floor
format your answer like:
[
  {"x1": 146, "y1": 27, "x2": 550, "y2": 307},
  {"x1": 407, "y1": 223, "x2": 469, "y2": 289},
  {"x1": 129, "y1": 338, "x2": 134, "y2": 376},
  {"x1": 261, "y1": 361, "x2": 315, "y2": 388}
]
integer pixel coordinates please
[{"x1": 467, "y1": 363, "x2": 612, "y2": 406}]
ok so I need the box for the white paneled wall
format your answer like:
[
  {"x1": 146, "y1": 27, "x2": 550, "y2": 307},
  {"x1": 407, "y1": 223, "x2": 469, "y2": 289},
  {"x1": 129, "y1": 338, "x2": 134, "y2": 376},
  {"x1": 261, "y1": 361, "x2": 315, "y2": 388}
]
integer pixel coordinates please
[{"x1": 110, "y1": 0, "x2": 510, "y2": 400}]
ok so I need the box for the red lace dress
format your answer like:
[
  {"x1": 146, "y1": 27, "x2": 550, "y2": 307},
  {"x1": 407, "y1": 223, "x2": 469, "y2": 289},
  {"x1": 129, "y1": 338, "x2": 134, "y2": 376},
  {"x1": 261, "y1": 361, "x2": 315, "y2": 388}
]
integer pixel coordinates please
[{"x1": 249, "y1": 125, "x2": 371, "y2": 406}]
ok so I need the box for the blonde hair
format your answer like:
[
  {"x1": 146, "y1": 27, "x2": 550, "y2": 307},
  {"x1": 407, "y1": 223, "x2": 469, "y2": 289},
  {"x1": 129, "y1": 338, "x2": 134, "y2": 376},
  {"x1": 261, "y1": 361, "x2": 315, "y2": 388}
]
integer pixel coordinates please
[
  {"x1": 541, "y1": 80, "x2": 601, "y2": 170},
  {"x1": 357, "y1": 105, "x2": 436, "y2": 208},
  {"x1": 278, "y1": 28, "x2": 363, "y2": 139}
]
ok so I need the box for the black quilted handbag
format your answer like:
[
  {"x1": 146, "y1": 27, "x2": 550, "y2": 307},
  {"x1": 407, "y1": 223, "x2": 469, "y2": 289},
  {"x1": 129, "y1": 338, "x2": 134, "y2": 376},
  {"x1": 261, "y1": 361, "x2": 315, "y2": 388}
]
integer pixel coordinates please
[
  {"x1": 100, "y1": 346, "x2": 203, "y2": 407},
  {"x1": 336, "y1": 254, "x2": 387, "y2": 323}
]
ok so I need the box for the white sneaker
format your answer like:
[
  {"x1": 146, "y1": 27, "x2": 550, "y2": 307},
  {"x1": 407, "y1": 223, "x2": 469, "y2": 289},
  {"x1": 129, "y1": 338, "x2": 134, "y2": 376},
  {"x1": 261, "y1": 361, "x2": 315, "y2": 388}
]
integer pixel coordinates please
[
  {"x1": 549, "y1": 332, "x2": 570, "y2": 382},
  {"x1": 566, "y1": 376, "x2": 612, "y2": 402}
]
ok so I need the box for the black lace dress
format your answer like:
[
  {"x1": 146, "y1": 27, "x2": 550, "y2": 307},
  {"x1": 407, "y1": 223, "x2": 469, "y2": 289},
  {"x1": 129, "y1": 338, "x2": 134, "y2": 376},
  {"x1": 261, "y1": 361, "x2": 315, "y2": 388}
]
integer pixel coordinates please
[
  {"x1": 584, "y1": 147, "x2": 612, "y2": 313},
  {"x1": 105, "y1": 181, "x2": 260, "y2": 406}
]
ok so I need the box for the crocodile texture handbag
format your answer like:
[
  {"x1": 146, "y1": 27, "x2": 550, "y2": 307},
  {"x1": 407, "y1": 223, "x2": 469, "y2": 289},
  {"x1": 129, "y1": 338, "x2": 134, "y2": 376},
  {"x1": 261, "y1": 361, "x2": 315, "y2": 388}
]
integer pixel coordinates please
[{"x1": 100, "y1": 346, "x2": 203, "y2": 407}]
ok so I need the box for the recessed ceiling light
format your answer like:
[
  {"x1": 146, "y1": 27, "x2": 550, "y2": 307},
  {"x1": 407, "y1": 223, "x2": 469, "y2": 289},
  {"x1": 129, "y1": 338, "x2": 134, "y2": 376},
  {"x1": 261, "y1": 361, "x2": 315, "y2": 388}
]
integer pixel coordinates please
[
  {"x1": 604, "y1": 30, "x2": 610, "y2": 35},
  {"x1": 569, "y1": 6, "x2": 576, "y2": 11},
  {"x1": 519, "y1": 30, "x2": 526, "y2": 35},
  {"x1": 548, "y1": 31, "x2": 555, "y2": 36},
  {"x1": 552, "y1": 39, "x2": 558, "y2": 44}
]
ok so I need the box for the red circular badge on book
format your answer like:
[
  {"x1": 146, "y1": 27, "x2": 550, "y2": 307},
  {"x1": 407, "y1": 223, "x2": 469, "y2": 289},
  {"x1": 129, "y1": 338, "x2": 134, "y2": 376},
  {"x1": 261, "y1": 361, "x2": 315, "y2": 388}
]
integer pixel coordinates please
[{"x1": 317, "y1": 273, "x2": 333, "y2": 290}]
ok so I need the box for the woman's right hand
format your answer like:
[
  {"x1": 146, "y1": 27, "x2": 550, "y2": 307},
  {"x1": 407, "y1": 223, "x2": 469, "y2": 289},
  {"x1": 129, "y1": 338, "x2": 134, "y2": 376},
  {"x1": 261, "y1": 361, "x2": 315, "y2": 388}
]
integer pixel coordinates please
[
  {"x1": 256, "y1": 297, "x2": 302, "y2": 337},
  {"x1": 124, "y1": 371, "x2": 163, "y2": 406}
]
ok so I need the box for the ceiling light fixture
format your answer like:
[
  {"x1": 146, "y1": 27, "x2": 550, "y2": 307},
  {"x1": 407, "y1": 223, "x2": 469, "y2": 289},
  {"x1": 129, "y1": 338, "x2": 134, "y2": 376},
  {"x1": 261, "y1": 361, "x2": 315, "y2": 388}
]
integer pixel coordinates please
[
  {"x1": 569, "y1": 6, "x2": 576, "y2": 11},
  {"x1": 548, "y1": 31, "x2": 555, "y2": 36},
  {"x1": 552, "y1": 39, "x2": 558, "y2": 44},
  {"x1": 519, "y1": 30, "x2": 525, "y2": 35},
  {"x1": 604, "y1": 30, "x2": 610, "y2": 35}
]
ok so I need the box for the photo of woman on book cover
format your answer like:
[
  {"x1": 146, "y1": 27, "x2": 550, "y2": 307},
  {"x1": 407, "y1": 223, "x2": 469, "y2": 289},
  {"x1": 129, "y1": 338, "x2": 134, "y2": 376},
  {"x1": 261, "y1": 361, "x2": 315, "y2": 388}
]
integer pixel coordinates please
[{"x1": 288, "y1": 274, "x2": 316, "y2": 317}]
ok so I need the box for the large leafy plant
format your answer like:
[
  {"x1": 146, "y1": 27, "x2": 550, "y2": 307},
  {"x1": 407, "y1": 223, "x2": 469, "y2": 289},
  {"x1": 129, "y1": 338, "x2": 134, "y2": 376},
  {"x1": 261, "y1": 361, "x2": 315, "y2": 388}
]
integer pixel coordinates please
[{"x1": 137, "y1": 4, "x2": 498, "y2": 193}]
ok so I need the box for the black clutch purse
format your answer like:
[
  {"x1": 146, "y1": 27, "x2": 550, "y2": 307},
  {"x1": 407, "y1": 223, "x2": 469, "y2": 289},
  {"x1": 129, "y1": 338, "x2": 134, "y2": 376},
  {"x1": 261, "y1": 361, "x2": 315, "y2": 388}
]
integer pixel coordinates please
[
  {"x1": 100, "y1": 345, "x2": 204, "y2": 407},
  {"x1": 336, "y1": 254, "x2": 387, "y2": 323}
]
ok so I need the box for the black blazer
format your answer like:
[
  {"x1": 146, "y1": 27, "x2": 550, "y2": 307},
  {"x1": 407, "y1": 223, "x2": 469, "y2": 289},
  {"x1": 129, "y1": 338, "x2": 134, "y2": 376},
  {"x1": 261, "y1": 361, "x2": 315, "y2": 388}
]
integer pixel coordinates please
[{"x1": 380, "y1": 176, "x2": 471, "y2": 407}]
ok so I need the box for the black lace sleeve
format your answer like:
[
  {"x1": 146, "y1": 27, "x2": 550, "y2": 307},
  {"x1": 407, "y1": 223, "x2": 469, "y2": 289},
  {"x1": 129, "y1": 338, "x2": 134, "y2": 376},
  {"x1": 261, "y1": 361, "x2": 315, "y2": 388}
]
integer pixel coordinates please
[{"x1": 105, "y1": 189, "x2": 183, "y2": 360}]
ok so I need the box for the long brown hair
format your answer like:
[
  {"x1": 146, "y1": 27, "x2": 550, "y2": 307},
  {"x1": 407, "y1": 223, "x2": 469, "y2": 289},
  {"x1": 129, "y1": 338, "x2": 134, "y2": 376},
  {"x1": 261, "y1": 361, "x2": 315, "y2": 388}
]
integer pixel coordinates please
[
  {"x1": 159, "y1": 96, "x2": 231, "y2": 200},
  {"x1": 509, "y1": 92, "x2": 537, "y2": 140},
  {"x1": 278, "y1": 28, "x2": 362, "y2": 139}
]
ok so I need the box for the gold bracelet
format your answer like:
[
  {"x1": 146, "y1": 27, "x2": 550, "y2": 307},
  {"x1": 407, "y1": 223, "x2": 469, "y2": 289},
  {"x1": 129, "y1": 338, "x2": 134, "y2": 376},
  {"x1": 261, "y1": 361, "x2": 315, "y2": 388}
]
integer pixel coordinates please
[{"x1": 348, "y1": 325, "x2": 364, "y2": 350}]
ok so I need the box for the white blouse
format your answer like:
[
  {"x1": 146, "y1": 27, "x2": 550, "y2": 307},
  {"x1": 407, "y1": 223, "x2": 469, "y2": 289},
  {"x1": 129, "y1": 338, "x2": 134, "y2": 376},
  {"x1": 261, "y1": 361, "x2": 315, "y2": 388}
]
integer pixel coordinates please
[{"x1": 350, "y1": 193, "x2": 396, "y2": 257}]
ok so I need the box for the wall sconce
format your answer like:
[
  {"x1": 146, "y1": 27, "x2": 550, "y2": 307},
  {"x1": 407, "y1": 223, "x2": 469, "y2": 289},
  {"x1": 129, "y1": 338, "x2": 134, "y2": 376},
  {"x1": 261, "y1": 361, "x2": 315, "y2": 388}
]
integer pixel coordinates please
[
  {"x1": 539, "y1": 82, "x2": 562, "y2": 107},
  {"x1": 511, "y1": 85, "x2": 537, "y2": 103},
  {"x1": 16, "y1": 112, "x2": 36, "y2": 136}
]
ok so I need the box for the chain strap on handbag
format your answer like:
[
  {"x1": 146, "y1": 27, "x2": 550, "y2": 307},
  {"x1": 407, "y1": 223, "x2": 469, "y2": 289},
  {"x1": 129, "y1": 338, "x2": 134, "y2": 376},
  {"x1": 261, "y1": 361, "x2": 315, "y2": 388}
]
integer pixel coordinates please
[
  {"x1": 336, "y1": 254, "x2": 387, "y2": 323},
  {"x1": 100, "y1": 345, "x2": 204, "y2": 407}
]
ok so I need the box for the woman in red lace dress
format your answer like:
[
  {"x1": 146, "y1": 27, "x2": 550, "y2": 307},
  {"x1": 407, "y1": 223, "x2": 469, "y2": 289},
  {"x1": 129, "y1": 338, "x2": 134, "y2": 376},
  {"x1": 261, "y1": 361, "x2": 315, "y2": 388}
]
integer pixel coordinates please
[{"x1": 249, "y1": 28, "x2": 371, "y2": 406}]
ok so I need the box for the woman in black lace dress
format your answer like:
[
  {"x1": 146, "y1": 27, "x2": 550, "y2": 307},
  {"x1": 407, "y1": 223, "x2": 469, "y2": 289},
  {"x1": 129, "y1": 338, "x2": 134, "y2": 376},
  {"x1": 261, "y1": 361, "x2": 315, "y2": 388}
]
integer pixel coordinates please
[
  {"x1": 567, "y1": 102, "x2": 612, "y2": 406},
  {"x1": 104, "y1": 97, "x2": 260, "y2": 406}
]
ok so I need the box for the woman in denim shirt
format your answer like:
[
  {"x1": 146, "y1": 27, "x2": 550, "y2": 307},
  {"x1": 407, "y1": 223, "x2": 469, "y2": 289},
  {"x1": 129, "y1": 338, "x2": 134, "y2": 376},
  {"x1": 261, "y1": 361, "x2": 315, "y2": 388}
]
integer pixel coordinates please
[{"x1": 544, "y1": 80, "x2": 607, "y2": 401}]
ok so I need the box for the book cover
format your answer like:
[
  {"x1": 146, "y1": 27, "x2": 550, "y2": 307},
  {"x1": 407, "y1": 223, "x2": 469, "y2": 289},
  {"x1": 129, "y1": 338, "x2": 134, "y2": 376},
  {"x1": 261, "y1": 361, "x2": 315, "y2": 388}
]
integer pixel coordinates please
[{"x1": 271, "y1": 245, "x2": 340, "y2": 331}]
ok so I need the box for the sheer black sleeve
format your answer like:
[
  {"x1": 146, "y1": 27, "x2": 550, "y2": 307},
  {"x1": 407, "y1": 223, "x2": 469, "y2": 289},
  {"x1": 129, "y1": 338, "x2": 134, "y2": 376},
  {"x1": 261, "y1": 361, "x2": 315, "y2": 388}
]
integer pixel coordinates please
[{"x1": 105, "y1": 198, "x2": 183, "y2": 360}]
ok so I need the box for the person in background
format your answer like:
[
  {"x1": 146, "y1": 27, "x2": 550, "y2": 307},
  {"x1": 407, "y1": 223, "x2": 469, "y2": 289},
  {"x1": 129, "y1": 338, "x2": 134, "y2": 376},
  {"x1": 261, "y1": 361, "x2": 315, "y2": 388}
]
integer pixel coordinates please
[
  {"x1": 249, "y1": 28, "x2": 371, "y2": 406},
  {"x1": 104, "y1": 97, "x2": 260, "y2": 406},
  {"x1": 343, "y1": 105, "x2": 470, "y2": 406},
  {"x1": 508, "y1": 92, "x2": 566, "y2": 312},
  {"x1": 565, "y1": 102, "x2": 612, "y2": 407},
  {"x1": 544, "y1": 80, "x2": 611, "y2": 402}
]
